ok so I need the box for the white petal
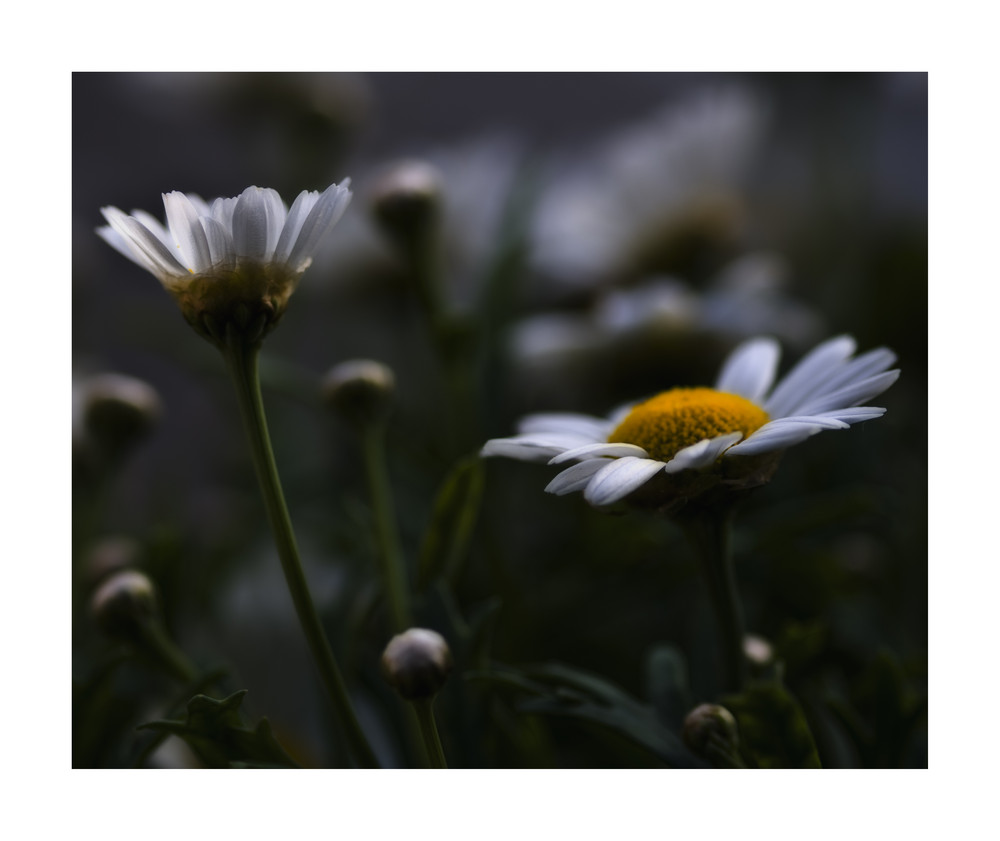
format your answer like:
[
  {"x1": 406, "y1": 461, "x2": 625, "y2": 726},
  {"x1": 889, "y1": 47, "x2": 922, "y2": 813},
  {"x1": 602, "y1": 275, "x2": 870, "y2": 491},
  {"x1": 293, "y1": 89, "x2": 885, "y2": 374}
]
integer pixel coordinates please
[
  {"x1": 100, "y1": 206, "x2": 187, "y2": 278},
  {"x1": 285, "y1": 181, "x2": 352, "y2": 270},
  {"x1": 131, "y1": 209, "x2": 174, "y2": 249},
  {"x1": 663, "y1": 431, "x2": 743, "y2": 473},
  {"x1": 481, "y1": 436, "x2": 574, "y2": 462},
  {"x1": 232, "y1": 186, "x2": 271, "y2": 259},
  {"x1": 818, "y1": 348, "x2": 897, "y2": 394},
  {"x1": 764, "y1": 335, "x2": 857, "y2": 417},
  {"x1": 714, "y1": 337, "x2": 780, "y2": 403},
  {"x1": 258, "y1": 187, "x2": 288, "y2": 256},
  {"x1": 199, "y1": 216, "x2": 235, "y2": 267},
  {"x1": 549, "y1": 442, "x2": 649, "y2": 465},
  {"x1": 583, "y1": 457, "x2": 666, "y2": 506},
  {"x1": 163, "y1": 191, "x2": 213, "y2": 272},
  {"x1": 763, "y1": 414, "x2": 849, "y2": 430},
  {"x1": 810, "y1": 406, "x2": 887, "y2": 424},
  {"x1": 518, "y1": 413, "x2": 613, "y2": 440},
  {"x1": 725, "y1": 421, "x2": 826, "y2": 456},
  {"x1": 274, "y1": 190, "x2": 319, "y2": 263},
  {"x1": 792, "y1": 369, "x2": 900, "y2": 416},
  {"x1": 545, "y1": 459, "x2": 609, "y2": 495},
  {"x1": 97, "y1": 225, "x2": 150, "y2": 270},
  {"x1": 212, "y1": 196, "x2": 238, "y2": 231}
]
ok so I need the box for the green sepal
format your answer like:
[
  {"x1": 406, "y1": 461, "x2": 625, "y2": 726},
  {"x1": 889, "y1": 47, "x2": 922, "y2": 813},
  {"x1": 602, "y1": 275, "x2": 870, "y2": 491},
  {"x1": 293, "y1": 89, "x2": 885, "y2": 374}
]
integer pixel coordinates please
[
  {"x1": 722, "y1": 681, "x2": 822, "y2": 769},
  {"x1": 138, "y1": 690, "x2": 298, "y2": 769},
  {"x1": 470, "y1": 662, "x2": 706, "y2": 768},
  {"x1": 417, "y1": 456, "x2": 484, "y2": 591}
]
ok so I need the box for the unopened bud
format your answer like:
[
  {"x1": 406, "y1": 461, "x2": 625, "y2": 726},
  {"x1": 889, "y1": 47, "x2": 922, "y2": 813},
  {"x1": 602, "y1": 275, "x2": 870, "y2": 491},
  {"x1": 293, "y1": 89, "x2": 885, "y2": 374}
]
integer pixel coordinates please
[
  {"x1": 82, "y1": 373, "x2": 162, "y2": 458},
  {"x1": 743, "y1": 634, "x2": 774, "y2": 669},
  {"x1": 682, "y1": 703, "x2": 740, "y2": 762},
  {"x1": 381, "y1": 628, "x2": 453, "y2": 701},
  {"x1": 371, "y1": 160, "x2": 443, "y2": 248},
  {"x1": 322, "y1": 359, "x2": 395, "y2": 427},
  {"x1": 84, "y1": 536, "x2": 143, "y2": 586},
  {"x1": 90, "y1": 569, "x2": 159, "y2": 641}
]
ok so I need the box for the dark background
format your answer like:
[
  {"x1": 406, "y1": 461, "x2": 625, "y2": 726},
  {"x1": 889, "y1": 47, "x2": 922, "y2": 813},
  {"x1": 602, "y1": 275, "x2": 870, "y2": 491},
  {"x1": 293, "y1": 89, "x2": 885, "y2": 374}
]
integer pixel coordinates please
[{"x1": 72, "y1": 72, "x2": 927, "y2": 768}]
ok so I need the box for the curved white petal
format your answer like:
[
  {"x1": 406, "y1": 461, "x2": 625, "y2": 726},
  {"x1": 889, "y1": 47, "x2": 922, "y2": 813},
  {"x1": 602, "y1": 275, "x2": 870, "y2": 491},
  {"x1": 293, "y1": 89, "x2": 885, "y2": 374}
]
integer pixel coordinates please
[
  {"x1": 199, "y1": 216, "x2": 235, "y2": 267},
  {"x1": 550, "y1": 442, "x2": 649, "y2": 465},
  {"x1": 286, "y1": 181, "x2": 353, "y2": 270},
  {"x1": 100, "y1": 207, "x2": 187, "y2": 279},
  {"x1": 518, "y1": 413, "x2": 613, "y2": 441},
  {"x1": 232, "y1": 186, "x2": 271, "y2": 259},
  {"x1": 663, "y1": 431, "x2": 743, "y2": 473},
  {"x1": 583, "y1": 457, "x2": 666, "y2": 506},
  {"x1": 211, "y1": 196, "x2": 238, "y2": 231},
  {"x1": 481, "y1": 436, "x2": 575, "y2": 462},
  {"x1": 258, "y1": 187, "x2": 288, "y2": 257},
  {"x1": 792, "y1": 369, "x2": 900, "y2": 416},
  {"x1": 163, "y1": 191, "x2": 213, "y2": 272},
  {"x1": 545, "y1": 459, "x2": 609, "y2": 495},
  {"x1": 97, "y1": 225, "x2": 149, "y2": 269},
  {"x1": 810, "y1": 406, "x2": 887, "y2": 424},
  {"x1": 714, "y1": 337, "x2": 780, "y2": 404},
  {"x1": 764, "y1": 335, "x2": 857, "y2": 417},
  {"x1": 725, "y1": 421, "x2": 826, "y2": 456},
  {"x1": 274, "y1": 190, "x2": 320, "y2": 263},
  {"x1": 131, "y1": 209, "x2": 174, "y2": 250}
]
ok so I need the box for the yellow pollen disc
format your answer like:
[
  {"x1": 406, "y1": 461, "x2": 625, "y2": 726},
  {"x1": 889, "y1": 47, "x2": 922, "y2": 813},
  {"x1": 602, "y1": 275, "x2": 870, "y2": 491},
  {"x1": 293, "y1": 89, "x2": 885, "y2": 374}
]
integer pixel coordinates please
[{"x1": 609, "y1": 387, "x2": 769, "y2": 462}]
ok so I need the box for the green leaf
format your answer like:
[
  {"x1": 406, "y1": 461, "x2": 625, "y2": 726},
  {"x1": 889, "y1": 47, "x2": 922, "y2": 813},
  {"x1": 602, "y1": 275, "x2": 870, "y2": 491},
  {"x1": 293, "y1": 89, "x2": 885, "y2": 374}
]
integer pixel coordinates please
[
  {"x1": 723, "y1": 681, "x2": 822, "y2": 769},
  {"x1": 417, "y1": 457, "x2": 484, "y2": 591},
  {"x1": 470, "y1": 662, "x2": 706, "y2": 768},
  {"x1": 644, "y1": 644, "x2": 693, "y2": 729},
  {"x1": 138, "y1": 690, "x2": 298, "y2": 769}
]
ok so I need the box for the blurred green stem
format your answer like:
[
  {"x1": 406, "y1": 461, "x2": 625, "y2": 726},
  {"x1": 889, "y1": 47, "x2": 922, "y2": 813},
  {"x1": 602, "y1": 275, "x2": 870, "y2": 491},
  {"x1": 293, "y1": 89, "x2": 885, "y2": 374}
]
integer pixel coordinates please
[
  {"x1": 222, "y1": 339, "x2": 379, "y2": 769},
  {"x1": 137, "y1": 621, "x2": 199, "y2": 685},
  {"x1": 362, "y1": 424, "x2": 413, "y2": 633},
  {"x1": 684, "y1": 508, "x2": 748, "y2": 692},
  {"x1": 412, "y1": 699, "x2": 448, "y2": 769}
]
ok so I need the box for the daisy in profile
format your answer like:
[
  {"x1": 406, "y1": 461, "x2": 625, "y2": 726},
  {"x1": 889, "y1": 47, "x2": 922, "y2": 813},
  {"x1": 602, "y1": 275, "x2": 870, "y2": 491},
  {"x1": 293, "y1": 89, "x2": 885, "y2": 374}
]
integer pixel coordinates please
[
  {"x1": 484, "y1": 335, "x2": 898, "y2": 511},
  {"x1": 484, "y1": 334, "x2": 898, "y2": 691},
  {"x1": 96, "y1": 181, "x2": 380, "y2": 768},
  {"x1": 98, "y1": 181, "x2": 352, "y2": 348}
]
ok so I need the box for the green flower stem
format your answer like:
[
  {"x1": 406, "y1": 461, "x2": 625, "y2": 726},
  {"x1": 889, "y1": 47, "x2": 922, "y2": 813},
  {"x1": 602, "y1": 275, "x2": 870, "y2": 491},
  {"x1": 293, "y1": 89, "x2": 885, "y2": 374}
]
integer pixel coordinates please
[
  {"x1": 412, "y1": 699, "x2": 448, "y2": 769},
  {"x1": 685, "y1": 508, "x2": 748, "y2": 692},
  {"x1": 222, "y1": 340, "x2": 379, "y2": 769},
  {"x1": 361, "y1": 424, "x2": 413, "y2": 633},
  {"x1": 137, "y1": 621, "x2": 199, "y2": 685}
]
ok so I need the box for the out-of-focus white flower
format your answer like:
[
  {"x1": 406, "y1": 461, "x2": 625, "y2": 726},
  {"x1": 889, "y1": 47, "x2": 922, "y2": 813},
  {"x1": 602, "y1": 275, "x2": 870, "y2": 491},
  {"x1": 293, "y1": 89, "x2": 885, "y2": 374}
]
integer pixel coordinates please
[
  {"x1": 509, "y1": 252, "x2": 823, "y2": 374},
  {"x1": 483, "y1": 335, "x2": 898, "y2": 508},
  {"x1": 531, "y1": 89, "x2": 766, "y2": 291}
]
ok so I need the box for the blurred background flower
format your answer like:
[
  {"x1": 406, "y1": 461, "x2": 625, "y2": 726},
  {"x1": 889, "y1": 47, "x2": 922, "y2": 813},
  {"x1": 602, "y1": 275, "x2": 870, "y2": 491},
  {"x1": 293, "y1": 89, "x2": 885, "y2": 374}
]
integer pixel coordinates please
[{"x1": 73, "y1": 72, "x2": 927, "y2": 769}]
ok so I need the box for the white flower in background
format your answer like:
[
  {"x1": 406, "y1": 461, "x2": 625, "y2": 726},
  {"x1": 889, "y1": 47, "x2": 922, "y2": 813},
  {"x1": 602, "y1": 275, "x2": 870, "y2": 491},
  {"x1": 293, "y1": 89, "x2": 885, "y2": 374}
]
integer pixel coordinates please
[
  {"x1": 98, "y1": 181, "x2": 352, "y2": 345},
  {"x1": 531, "y1": 88, "x2": 766, "y2": 291},
  {"x1": 509, "y1": 252, "x2": 823, "y2": 373},
  {"x1": 483, "y1": 335, "x2": 898, "y2": 508}
]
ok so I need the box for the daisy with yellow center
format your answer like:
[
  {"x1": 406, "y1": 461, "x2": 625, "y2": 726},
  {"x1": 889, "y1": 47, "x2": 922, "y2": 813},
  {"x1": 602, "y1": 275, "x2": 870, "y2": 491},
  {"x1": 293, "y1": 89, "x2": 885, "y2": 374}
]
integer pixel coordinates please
[
  {"x1": 98, "y1": 181, "x2": 352, "y2": 348},
  {"x1": 483, "y1": 335, "x2": 899, "y2": 507}
]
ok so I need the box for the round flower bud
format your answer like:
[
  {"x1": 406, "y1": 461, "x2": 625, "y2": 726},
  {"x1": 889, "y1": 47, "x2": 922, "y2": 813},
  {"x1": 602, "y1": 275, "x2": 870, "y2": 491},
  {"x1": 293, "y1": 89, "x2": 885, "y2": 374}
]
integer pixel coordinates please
[
  {"x1": 90, "y1": 569, "x2": 159, "y2": 641},
  {"x1": 84, "y1": 536, "x2": 143, "y2": 586},
  {"x1": 322, "y1": 359, "x2": 395, "y2": 427},
  {"x1": 381, "y1": 628, "x2": 453, "y2": 701},
  {"x1": 743, "y1": 633, "x2": 774, "y2": 669},
  {"x1": 682, "y1": 703, "x2": 740, "y2": 760},
  {"x1": 81, "y1": 373, "x2": 162, "y2": 459},
  {"x1": 371, "y1": 160, "x2": 443, "y2": 248}
]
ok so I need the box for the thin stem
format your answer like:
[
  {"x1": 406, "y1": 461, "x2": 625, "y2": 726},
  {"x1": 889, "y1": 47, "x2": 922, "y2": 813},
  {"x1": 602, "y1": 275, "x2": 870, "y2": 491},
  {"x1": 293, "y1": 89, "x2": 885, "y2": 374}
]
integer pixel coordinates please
[
  {"x1": 222, "y1": 340, "x2": 379, "y2": 768},
  {"x1": 137, "y1": 622, "x2": 199, "y2": 685},
  {"x1": 412, "y1": 699, "x2": 448, "y2": 769},
  {"x1": 361, "y1": 424, "x2": 413, "y2": 633},
  {"x1": 684, "y1": 508, "x2": 748, "y2": 692}
]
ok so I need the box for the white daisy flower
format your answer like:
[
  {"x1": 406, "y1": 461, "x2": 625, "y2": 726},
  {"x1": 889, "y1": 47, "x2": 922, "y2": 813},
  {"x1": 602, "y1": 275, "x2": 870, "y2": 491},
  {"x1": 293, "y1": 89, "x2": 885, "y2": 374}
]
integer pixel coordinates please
[
  {"x1": 482, "y1": 335, "x2": 899, "y2": 508},
  {"x1": 97, "y1": 181, "x2": 352, "y2": 346}
]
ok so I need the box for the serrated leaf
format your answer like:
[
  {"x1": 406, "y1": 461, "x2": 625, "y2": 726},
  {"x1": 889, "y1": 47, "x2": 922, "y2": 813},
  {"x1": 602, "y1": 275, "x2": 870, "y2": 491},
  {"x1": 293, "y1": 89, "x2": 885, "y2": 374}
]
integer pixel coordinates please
[
  {"x1": 469, "y1": 662, "x2": 706, "y2": 768},
  {"x1": 723, "y1": 682, "x2": 822, "y2": 769},
  {"x1": 417, "y1": 457, "x2": 484, "y2": 591},
  {"x1": 138, "y1": 690, "x2": 298, "y2": 769}
]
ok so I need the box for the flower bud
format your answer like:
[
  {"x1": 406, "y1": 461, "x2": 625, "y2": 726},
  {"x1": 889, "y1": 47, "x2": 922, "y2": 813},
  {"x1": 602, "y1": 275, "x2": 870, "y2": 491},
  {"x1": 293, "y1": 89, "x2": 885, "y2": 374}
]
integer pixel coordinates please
[
  {"x1": 81, "y1": 373, "x2": 162, "y2": 459},
  {"x1": 322, "y1": 359, "x2": 395, "y2": 428},
  {"x1": 84, "y1": 536, "x2": 143, "y2": 586},
  {"x1": 381, "y1": 628, "x2": 453, "y2": 701},
  {"x1": 90, "y1": 569, "x2": 159, "y2": 641},
  {"x1": 682, "y1": 703, "x2": 740, "y2": 762},
  {"x1": 743, "y1": 633, "x2": 774, "y2": 669},
  {"x1": 371, "y1": 160, "x2": 443, "y2": 248}
]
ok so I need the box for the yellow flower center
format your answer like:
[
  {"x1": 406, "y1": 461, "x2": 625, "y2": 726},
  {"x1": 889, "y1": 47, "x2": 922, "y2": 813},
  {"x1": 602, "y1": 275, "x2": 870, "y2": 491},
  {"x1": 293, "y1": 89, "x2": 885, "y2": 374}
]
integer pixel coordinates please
[{"x1": 609, "y1": 387, "x2": 770, "y2": 462}]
